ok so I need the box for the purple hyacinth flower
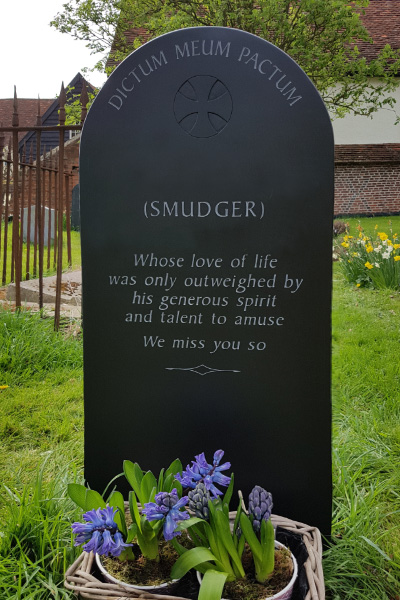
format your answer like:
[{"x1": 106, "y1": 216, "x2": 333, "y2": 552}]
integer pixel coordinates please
[
  {"x1": 82, "y1": 529, "x2": 102, "y2": 554},
  {"x1": 175, "y1": 450, "x2": 231, "y2": 498},
  {"x1": 71, "y1": 506, "x2": 132, "y2": 556},
  {"x1": 248, "y1": 486, "x2": 273, "y2": 533},
  {"x1": 98, "y1": 529, "x2": 114, "y2": 555},
  {"x1": 112, "y1": 531, "x2": 131, "y2": 556},
  {"x1": 142, "y1": 488, "x2": 189, "y2": 541}
]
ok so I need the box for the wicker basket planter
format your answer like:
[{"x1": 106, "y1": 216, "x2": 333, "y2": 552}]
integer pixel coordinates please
[{"x1": 64, "y1": 513, "x2": 325, "y2": 600}]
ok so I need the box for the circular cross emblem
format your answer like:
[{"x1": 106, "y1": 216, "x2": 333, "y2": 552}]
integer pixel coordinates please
[{"x1": 174, "y1": 76, "x2": 233, "y2": 138}]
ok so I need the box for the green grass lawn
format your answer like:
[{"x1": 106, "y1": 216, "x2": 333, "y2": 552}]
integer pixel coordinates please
[
  {"x1": 0, "y1": 225, "x2": 81, "y2": 286},
  {"x1": 0, "y1": 217, "x2": 399, "y2": 599},
  {"x1": 326, "y1": 266, "x2": 400, "y2": 598}
]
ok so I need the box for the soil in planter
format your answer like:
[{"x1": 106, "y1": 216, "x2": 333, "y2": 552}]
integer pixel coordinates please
[
  {"x1": 223, "y1": 546, "x2": 294, "y2": 600},
  {"x1": 102, "y1": 537, "x2": 191, "y2": 587}
]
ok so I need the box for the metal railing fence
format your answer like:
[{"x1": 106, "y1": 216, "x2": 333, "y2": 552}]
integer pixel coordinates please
[{"x1": 0, "y1": 84, "x2": 88, "y2": 329}]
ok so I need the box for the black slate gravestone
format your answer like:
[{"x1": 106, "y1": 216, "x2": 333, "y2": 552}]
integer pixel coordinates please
[{"x1": 80, "y1": 27, "x2": 334, "y2": 535}]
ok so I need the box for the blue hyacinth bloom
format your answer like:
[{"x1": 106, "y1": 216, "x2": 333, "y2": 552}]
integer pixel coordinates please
[
  {"x1": 142, "y1": 489, "x2": 189, "y2": 541},
  {"x1": 175, "y1": 450, "x2": 231, "y2": 498},
  {"x1": 71, "y1": 506, "x2": 132, "y2": 557}
]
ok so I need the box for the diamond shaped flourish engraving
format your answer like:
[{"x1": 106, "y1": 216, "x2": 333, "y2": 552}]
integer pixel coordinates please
[
  {"x1": 174, "y1": 76, "x2": 233, "y2": 138},
  {"x1": 166, "y1": 364, "x2": 240, "y2": 376}
]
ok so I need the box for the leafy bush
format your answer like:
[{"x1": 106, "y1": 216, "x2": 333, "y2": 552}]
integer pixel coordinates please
[{"x1": 337, "y1": 225, "x2": 400, "y2": 289}]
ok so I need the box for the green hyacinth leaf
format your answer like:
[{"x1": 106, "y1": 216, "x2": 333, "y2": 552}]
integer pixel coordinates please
[
  {"x1": 165, "y1": 458, "x2": 182, "y2": 479},
  {"x1": 176, "y1": 516, "x2": 205, "y2": 531},
  {"x1": 129, "y1": 490, "x2": 142, "y2": 533},
  {"x1": 108, "y1": 490, "x2": 127, "y2": 537},
  {"x1": 102, "y1": 472, "x2": 124, "y2": 499},
  {"x1": 170, "y1": 536, "x2": 188, "y2": 556},
  {"x1": 215, "y1": 510, "x2": 245, "y2": 578},
  {"x1": 259, "y1": 519, "x2": 275, "y2": 580},
  {"x1": 126, "y1": 523, "x2": 138, "y2": 543},
  {"x1": 239, "y1": 513, "x2": 262, "y2": 563},
  {"x1": 198, "y1": 569, "x2": 228, "y2": 600},
  {"x1": 233, "y1": 500, "x2": 242, "y2": 548},
  {"x1": 238, "y1": 532, "x2": 245, "y2": 559},
  {"x1": 85, "y1": 489, "x2": 106, "y2": 511},
  {"x1": 157, "y1": 468, "x2": 165, "y2": 491},
  {"x1": 140, "y1": 471, "x2": 157, "y2": 504},
  {"x1": 222, "y1": 473, "x2": 234, "y2": 513},
  {"x1": 151, "y1": 518, "x2": 164, "y2": 537},
  {"x1": 123, "y1": 460, "x2": 142, "y2": 499},
  {"x1": 142, "y1": 515, "x2": 156, "y2": 539},
  {"x1": 137, "y1": 529, "x2": 159, "y2": 560},
  {"x1": 171, "y1": 547, "x2": 217, "y2": 580},
  {"x1": 163, "y1": 473, "x2": 173, "y2": 492},
  {"x1": 163, "y1": 472, "x2": 182, "y2": 495},
  {"x1": 174, "y1": 480, "x2": 183, "y2": 496},
  {"x1": 207, "y1": 496, "x2": 217, "y2": 523},
  {"x1": 67, "y1": 483, "x2": 87, "y2": 510}
]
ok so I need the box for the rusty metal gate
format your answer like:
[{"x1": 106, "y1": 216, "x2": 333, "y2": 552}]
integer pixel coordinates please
[{"x1": 0, "y1": 84, "x2": 88, "y2": 329}]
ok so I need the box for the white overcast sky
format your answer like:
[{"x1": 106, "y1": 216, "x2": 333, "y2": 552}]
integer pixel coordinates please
[{"x1": 1, "y1": 0, "x2": 107, "y2": 99}]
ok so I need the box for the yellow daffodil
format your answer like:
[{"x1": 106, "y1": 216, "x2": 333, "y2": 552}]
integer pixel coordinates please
[
  {"x1": 394, "y1": 256, "x2": 400, "y2": 262},
  {"x1": 0, "y1": 385, "x2": 9, "y2": 390},
  {"x1": 341, "y1": 242, "x2": 349, "y2": 248},
  {"x1": 378, "y1": 232, "x2": 388, "y2": 241},
  {"x1": 356, "y1": 283, "x2": 361, "y2": 287},
  {"x1": 366, "y1": 244, "x2": 373, "y2": 253},
  {"x1": 394, "y1": 244, "x2": 400, "y2": 250},
  {"x1": 365, "y1": 261, "x2": 374, "y2": 269}
]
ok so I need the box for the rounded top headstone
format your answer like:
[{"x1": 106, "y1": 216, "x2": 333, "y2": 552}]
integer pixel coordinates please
[{"x1": 80, "y1": 26, "x2": 334, "y2": 536}]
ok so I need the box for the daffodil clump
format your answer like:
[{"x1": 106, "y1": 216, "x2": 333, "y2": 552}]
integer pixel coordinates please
[{"x1": 338, "y1": 225, "x2": 400, "y2": 289}]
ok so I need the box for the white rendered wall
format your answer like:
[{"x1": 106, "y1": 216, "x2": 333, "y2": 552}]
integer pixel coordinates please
[{"x1": 331, "y1": 78, "x2": 400, "y2": 144}]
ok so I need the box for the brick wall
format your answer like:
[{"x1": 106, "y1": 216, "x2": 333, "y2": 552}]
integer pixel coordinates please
[{"x1": 334, "y1": 144, "x2": 400, "y2": 216}]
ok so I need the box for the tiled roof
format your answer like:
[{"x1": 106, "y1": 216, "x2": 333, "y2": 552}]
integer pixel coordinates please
[
  {"x1": 335, "y1": 144, "x2": 400, "y2": 163},
  {"x1": 0, "y1": 98, "x2": 54, "y2": 142},
  {"x1": 358, "y1": 0, "x2": 400, "y2": 60},
  {"x1": 0, "y1": 98, "x2": 54, "y2": 127}
]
